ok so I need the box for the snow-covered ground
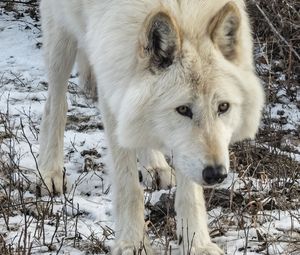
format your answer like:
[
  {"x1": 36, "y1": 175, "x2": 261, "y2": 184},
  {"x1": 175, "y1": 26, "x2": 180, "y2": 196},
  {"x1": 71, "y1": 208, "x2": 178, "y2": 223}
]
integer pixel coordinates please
[{"x1": 0, "y1": 6, "x2": 299, "y2": 255}]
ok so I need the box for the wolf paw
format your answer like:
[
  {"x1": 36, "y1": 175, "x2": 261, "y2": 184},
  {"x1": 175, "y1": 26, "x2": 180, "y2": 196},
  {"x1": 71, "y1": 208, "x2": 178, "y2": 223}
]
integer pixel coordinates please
[
  {"x1": 112, "y1": 240, "x2": 153, "y2": 255},
  {"x1": 38, "y1": 167, "x2": 67, "y2": 196},
  {"x1": 187, "y1": 243, "x2": 224, "y2": 255},
  {"x1": 140, "y1": 165, "x2": 175, "y2": 190}
]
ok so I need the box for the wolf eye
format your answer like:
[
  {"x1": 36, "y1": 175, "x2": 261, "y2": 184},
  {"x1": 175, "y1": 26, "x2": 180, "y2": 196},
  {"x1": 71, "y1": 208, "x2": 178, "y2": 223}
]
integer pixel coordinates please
[
  {"x1": 176, "y1": 105, "x2": 193, "y2": 119},
  {"x1": 218, "y1": 102, "x2": 230, "y2": 115}
]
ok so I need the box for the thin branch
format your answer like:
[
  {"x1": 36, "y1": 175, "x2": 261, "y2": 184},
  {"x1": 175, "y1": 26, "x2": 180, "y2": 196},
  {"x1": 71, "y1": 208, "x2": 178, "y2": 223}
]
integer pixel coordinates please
[
  {"x1": 253, "y1": 1, "x2": 300, "y2": 61},
  {"x1": 0, "y1": 0, "x2": 39, "y2": 7}
]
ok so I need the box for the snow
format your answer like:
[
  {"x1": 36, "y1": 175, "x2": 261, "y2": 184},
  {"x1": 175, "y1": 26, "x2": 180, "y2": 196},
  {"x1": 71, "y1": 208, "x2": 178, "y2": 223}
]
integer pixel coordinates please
[{"x1": 0, "y1": 6, "x2": 299, "y2": 255}]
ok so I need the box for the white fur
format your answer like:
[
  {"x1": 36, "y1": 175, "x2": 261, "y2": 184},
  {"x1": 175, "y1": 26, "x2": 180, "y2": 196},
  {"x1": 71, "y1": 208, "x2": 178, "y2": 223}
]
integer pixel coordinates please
[
  {"x1": 138, "y1": 149, "x2": 175, "y2": 189},
  {"x1": 38, "y1": 0, "x2": 264, "y2": 254}
]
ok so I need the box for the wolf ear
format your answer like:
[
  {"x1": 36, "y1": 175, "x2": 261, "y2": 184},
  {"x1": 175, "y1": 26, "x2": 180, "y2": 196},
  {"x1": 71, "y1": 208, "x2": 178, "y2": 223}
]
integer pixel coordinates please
[
  {"x1": 140, "y1": 11, "x2": 180, "y2": 70},
  {"x1": 208, "y1": 2, "x2": 241, "y2": 61}
]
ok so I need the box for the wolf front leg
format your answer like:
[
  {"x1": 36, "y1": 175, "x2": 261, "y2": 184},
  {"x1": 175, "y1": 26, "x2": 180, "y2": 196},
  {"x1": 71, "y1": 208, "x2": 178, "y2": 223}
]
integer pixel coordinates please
[
  {"x1": 175, "y1": 171, "x2": 224, "y2": 255},
  {"x1": 38, "y1": 2, "x2": 77, "y2": 194},
  {"x1": 110, "y1": 148, "x2": 152, "y2": 255},
  {"x1": 98, "y1": 100, "x2": 152, "y2": 255}
]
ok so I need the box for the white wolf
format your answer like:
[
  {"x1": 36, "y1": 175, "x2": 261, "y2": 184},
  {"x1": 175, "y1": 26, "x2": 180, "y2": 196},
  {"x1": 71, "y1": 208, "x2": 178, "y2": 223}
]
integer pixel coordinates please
[{"x1": 38, "y1": 0, "x2": 264, "y2": 254}]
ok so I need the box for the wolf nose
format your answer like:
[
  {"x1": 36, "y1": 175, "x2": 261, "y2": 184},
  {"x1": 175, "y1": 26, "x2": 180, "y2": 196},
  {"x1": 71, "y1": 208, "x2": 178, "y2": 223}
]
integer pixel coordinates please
[{"x1": 202, "y1": 165, "x2": 227, "y2": 185}]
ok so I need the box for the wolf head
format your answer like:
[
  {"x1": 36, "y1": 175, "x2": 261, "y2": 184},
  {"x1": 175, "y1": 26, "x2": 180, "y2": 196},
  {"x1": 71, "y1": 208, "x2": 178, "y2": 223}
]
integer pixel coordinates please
[{"x1": 116, "y1": 1, "x2": 265, "y2": 185}]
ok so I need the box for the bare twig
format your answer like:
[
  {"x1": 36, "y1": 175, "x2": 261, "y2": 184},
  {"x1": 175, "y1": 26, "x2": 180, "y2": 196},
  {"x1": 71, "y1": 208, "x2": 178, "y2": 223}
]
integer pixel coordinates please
[{"x1": 252, "y1": 1, "x2": 300, "y2": 61}]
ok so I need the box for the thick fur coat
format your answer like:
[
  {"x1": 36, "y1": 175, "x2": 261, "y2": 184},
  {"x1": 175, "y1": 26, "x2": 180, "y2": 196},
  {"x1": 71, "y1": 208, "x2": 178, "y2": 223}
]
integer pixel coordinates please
[{"x1": 38, "y1": 0, "x2": 265, "y2": 254}]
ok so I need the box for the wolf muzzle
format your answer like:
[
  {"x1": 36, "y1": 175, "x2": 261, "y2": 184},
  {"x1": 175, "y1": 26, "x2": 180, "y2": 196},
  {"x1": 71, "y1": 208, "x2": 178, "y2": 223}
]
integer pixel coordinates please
[{"x1": 202, "y1": 165, "x2": 227, "y2": 185}]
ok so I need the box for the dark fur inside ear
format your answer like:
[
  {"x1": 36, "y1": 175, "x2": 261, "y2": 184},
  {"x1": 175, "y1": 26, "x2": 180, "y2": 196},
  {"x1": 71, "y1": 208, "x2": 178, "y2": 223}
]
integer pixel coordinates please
[
  {"x1": 209, "y1": 2, "x2": 241, "y2": 61},
  {"x1": 142, "y1": 12, "x2": 179, "y2": 69}
]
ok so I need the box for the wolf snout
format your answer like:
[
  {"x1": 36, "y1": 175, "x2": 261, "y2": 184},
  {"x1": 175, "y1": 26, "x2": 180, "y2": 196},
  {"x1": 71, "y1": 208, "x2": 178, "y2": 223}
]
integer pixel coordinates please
[{"x1": 202, "y1": 165, "x2": 227, "y2": 185}]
